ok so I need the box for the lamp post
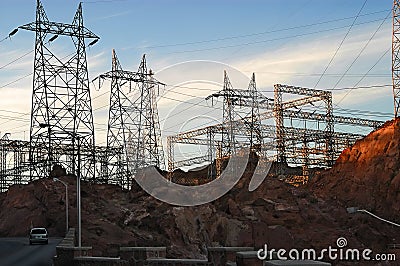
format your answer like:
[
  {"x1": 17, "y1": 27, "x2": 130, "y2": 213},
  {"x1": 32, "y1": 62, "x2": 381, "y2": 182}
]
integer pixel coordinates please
[
  {"x1": 76, "y1": 135, "x2": 82, "y2": 248},
  {"x1": 38, "y1": 123, "x2": 82, "y2": 248},
  {"x1": 53, "y1": 178, "x2": 69, "y2": 234},
  {"x1": 347, "y1": 207, "x2": 400, "y2": 227}
]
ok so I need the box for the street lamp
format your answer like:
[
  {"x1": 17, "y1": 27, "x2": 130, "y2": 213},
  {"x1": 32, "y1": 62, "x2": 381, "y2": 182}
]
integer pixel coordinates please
[
  {"x1": 38, "y1": 122, "x2": 82, "y2": 248},
  {"x1": 53, "y1": 178, "x2": 69, "y2": 234},
  {"x1": 76, "y1": 135, "x2": 82, "y2": 248},
  {"x1": 347, "y1": 207, "x2": 400, "y2": 227}
]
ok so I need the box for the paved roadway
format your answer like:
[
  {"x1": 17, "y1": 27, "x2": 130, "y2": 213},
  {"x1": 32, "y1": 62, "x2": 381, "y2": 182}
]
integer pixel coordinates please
[{"x1": 0, "y1": 237, "x2": 62, "y2": 266}]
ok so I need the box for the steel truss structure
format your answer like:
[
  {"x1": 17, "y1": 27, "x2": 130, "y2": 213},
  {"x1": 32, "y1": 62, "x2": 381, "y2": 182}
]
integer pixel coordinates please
[
  {"x1": 394, "y1": 0, "x2": 400, "y2": 118},
  {"x1": 274, "y1": 84, "x2": 333, "y2": 173},
  {"x1": 0, "y1": 134, "x2": 31, "y2": 191},
  {"x1": 95, "y1": 50, "x2": 165, "y2": 188},
  {"x1": 167, "y1": 72, "x2": 385, "y2": 182},
  {"x1": 0, "y1": 136, "x2": 109, "y2": 192},
  {"x1": 19, "y1": 0, "x2": 99, "y2": 180},
  {"x1": 204, "y1": 71, "x2": 264, "y2": 176}
]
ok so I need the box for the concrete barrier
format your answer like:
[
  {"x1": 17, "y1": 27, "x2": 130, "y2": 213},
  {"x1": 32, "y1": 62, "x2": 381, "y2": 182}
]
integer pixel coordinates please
[
  {"x1": 235, "y1": 251, "x2": 263, "y2": 266},
  {"x1": 146, "y1": 258, "x2": 210, "y2": 266},
  {"x1": 119, "y1": 246, "x2": 166, "y2": 266},
  {"x1": 235, "y1": 251, "x2": 278, "y2": 266},
  {"x1": 119, "y1": 247, "x2": 167, "y2": 266},
  {"x1": 53, "y1": 228, "x2": 127, "y2": 266},
  {"x1": 54, "y1": 246, "x2": 76, "y2": 266},
  {"x1": 73, "y1": 246, "x2": 93, "y2": 257},
  {"x1": 207, "y1": 247, "x2": 254, "y2": 265},
  {"x1": 53, "y1": 228, "x2": 77, "y2": 266},
  {"x1": 74, "y1": 256, "x2": 128, "y2": 266}
]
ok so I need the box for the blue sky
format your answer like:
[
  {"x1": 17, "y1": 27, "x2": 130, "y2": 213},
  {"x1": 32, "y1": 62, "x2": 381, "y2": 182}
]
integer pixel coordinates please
[{"x1": 0, "y1": 0, "x2": 395, "y2": 150}]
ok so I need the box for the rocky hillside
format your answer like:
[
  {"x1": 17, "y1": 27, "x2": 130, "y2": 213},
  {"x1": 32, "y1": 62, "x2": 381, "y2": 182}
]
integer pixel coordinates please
[
  {"x1": 311, "y1": 118, "x2": 400, "y2": 220},
  {"x1": 0, "y1": 120, "x2": 400, "y2": 261}
]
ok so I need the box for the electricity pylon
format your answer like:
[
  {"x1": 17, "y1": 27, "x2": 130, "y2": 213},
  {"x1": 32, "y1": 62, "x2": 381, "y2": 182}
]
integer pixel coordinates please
[
  {"x1": 19, "y1": 0, "x2": 99, "y2": 180},
  {"x1": 393, "y1": 0, "x2": 400, "y2": 118},
  {"x1": 206, "y1": 71, "x2": 264, "y2": 176},
  {"x1": 96, "y1": 50, "x2": 165, "y2": 188}
]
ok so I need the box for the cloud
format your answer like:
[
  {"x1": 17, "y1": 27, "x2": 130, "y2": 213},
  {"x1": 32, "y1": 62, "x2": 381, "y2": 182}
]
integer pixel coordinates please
[
  {"x1": 229, "y1": 23, "x2": 392, "y2": 107},
  {"x1": 88, "y1": 10, "x2": 132, "y2": 22}
]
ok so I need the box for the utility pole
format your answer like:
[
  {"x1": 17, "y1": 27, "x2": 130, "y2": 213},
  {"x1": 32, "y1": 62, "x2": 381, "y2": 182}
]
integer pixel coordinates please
[
  {"x1": 77, "y1": 136, "x2": 81, "y2": 248},
  {"x1": 53, "y1": 177, "x2": 69, "y2": 235}
]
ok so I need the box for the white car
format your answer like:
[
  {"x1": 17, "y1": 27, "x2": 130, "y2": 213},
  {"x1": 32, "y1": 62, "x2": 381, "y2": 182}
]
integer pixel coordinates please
[{"x1": 29, "y1": 228, "x2": 48, "y2": 245}]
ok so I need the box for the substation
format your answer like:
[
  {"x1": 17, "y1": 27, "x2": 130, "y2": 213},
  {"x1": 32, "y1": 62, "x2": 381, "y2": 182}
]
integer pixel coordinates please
[{"x1": 2, "y1": 0, "x2": 400, "y2": 192}]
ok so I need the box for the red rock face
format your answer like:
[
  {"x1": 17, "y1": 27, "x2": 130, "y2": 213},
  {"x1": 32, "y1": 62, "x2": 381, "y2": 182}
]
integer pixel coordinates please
[
  {"x1": 311, "y1": 118, "x2": 400, "y2": 216},
  {"x1": 0, "y1": 120, "x2": 400, "y2": 260}
]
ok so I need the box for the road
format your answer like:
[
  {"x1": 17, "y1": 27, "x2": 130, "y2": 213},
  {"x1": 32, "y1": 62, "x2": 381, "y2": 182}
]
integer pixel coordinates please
[{"x1": 0, "y1": 237, "x2": 62, "y2": 266}]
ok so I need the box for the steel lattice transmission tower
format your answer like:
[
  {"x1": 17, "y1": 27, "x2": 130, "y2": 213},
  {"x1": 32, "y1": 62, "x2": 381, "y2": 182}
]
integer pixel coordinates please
[
  {"x1": 19, "y1": 0, "x2": 99, "y2": 180},
  {"x1": 393, "y1": 0, "x2": 400, "y2": 118},
  {"x1": 206, "y1": 71, "x2": 264, "y2": 176},
  {"x1": 97, "y1": 50, "x2": 165, "y2": 188},
  {"x1": 221, "y1": 71, "x2": 236, "y2": 158}
]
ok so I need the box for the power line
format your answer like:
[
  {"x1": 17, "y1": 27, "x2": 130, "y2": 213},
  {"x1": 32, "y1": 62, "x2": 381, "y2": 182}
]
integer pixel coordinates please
[
  {"x1": 0, "y1": 110, "x2": 31, "y2": 126},
  {"x1": 0, "y1": 36, "x2": 9, "y2": 44},
  {"x1": 239, "y1": 70, "x2": 390, "y2": 77},
  {"x1": 0, "y1": 49, "x2": 34, "y2": 70},
  {"x1": 164, "y1": 17, "x2": 389, "y2": 55},
  {"x1": 0, "y1": 41, "x2": 98, "y2": 89},
  {"x1": 0, "y1": 109, "x2": 29, "y2": 115},
  {"x1": 299, "y1": 103, "x2": 391, "y2": 118},
  {"x1": 0, "y1": 73, "x2": 32, "y2": 89},
  {"x1": 332, "y1": 11, "x2": 391, "y2": 89},
  {"x1": 300, "y1": 105, "x2": 390, "y2": 118},
  {"x1": 165, "y1": 83, "x2": 392, "y2": 94},
  {"x1": 336, "y1": 106, "x2": 393, "y2": 116},
  {"x1": 162, "y1": 107, "x2": 220, "y2": 134},
  {"x1": 164, "y1": 84, "x2": 218, "y2": 92},
  {"x1": 0, "y1": 79, "x2": 390, "y2": 124},
  {"x1": 329, "y1": 84, "x2": 391, "y2": 91},
  {"x1": 0, "y1": 81, "x2": 107, "y2": 128},
  {"x1": 0, "y1": 38, "x2": 58, "y2": 72},
  {"x1": 294, "y1": 9, "x2": 391, "y2": 117},
  {"x1": 142, "y1": 9, "x2": 390, "y2": 49},
  {"x1": 258, "y1": 84, "x2": 391, "y2": 94},
  {"x1": 314, "y1": 0, "x2": 368, "y2": 88},
  {"x1": 335, "y1": 48, "x2": 391, "y2": 106},
  {"x1": 0, "y1": 85, "x2": 109, "y2": 127},
  {"x1": 82, "y1": 0, "x2": 127, "y2": 3}
]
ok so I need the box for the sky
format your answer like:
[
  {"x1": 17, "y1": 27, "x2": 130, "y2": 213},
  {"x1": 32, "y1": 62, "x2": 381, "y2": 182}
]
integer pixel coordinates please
[{"x1": 0, "y1": 0, "x2": 395, "y2": 158}]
